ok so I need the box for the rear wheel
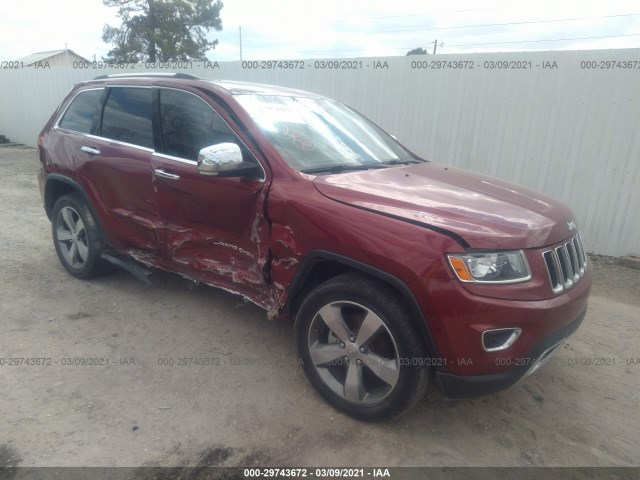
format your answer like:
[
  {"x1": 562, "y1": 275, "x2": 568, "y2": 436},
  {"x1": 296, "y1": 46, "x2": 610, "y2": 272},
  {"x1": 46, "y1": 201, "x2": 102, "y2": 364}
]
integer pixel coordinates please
[
  {"x1": 52, "y1": 193, "x2": 107, "y2": 279},
  {"x1": 295, "y1": 273, "x2": 429, "y2": 421}
]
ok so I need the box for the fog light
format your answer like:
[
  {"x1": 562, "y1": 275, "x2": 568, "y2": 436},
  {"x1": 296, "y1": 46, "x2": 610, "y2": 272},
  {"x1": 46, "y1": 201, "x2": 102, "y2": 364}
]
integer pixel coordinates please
[{"x1": 482, "y1": 328, "x2": 522, "y2": 352}]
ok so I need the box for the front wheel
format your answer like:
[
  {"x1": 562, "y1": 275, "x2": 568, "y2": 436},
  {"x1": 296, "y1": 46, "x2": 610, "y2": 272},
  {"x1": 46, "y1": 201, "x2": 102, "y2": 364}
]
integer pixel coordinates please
[{"x1": 295, "y1": 273, "x2": 429, "y2": 421}]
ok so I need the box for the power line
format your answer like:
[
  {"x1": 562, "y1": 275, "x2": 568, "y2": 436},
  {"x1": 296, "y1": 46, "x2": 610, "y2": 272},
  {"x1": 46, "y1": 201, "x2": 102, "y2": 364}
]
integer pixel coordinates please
[
  {"x1": 220, "y1": 12, "x2": 640, "y2": 42},
  {"x1": 213, "y1": 11, "x2": 640, "y2": 58},
  {"x1": 296, "y1": 48, "x2": 371, "y2": 54},
  {"x1": 220, "y1": 6, "x2": 504, "y2": 30},
  {"x1": 373, "y1": 13, "x2": 640, "y2": 34},
  {"x1": 266, "y1": 32, "x2": 640, "y2": 55},
  {"x1": 336, "y1": 6, "x2": 503, "y2": 22},
  {"x1": 447, "y1": 32, "x2": 640, "y2": 47}
]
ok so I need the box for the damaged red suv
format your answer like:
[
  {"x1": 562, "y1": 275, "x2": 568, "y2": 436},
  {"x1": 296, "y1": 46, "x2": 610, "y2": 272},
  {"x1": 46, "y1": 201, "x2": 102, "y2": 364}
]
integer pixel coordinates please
[{"x1": 38, "y1": 73, "x2": 591, "y2": 420}]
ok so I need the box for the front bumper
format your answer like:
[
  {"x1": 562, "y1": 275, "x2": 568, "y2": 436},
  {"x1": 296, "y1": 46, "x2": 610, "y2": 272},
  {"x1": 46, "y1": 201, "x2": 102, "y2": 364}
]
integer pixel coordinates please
[{"x1": 436, "y1": 307, "x2": 586, "y2": 399}]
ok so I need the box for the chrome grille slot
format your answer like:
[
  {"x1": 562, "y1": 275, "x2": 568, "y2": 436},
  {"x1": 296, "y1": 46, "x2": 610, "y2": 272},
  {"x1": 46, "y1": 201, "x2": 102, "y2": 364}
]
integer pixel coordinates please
[
  {"x1": 575, "y1": 233, "x2": 587, "y2": 270},
  {"x1": 542, "y1": 233, "x2": 588, "y2": 294},
  {"x1": 556, "y1": 245, "x2": 574, "y2": 288},
  {"x1": 566, "y1": 240, "x2": 580, "y2": 283},
  {"x1": 543, "y1": 251, "x2": 563, "y2": 293}
]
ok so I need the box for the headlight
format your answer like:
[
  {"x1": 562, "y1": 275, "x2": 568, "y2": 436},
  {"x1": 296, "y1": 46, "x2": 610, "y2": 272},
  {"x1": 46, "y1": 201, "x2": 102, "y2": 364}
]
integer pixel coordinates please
[{"x1": 447, "y1": 250, "x2": 531, "y2": 284}]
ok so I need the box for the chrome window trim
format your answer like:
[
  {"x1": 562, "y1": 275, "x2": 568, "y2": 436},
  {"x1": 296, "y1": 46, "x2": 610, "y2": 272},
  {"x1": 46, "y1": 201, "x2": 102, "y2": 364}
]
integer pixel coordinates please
[
  {"x1": 52, "y1": 84, "x2": 267, "y2": 182},
  {"x1": 50, "y1": 128, "x2": 155, "y2": 154},
  {"x1": 152, "y1": 152, "x2": 196, "y2": 165},
  {"x1": 91, "y1": 135, "x2": 155, "y2": 153}
]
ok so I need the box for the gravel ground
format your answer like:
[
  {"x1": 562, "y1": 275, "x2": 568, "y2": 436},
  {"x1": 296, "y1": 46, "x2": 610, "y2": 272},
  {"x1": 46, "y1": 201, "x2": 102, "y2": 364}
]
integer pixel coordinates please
[{"x1": 0, "y1": 145, "x2": 639, "y2": 468}]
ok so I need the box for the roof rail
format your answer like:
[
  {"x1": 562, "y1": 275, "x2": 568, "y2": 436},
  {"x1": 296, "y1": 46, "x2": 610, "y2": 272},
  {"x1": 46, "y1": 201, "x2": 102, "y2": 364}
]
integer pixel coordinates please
[{"x1": 93, "y1": 72, "x2": 199, "y2": 80}]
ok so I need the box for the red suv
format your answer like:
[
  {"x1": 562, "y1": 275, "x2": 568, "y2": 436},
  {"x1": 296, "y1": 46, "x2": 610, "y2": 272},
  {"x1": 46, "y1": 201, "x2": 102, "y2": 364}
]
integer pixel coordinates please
[{"x1": 38, "y1": 73, "x2": 591, "y2": 420}]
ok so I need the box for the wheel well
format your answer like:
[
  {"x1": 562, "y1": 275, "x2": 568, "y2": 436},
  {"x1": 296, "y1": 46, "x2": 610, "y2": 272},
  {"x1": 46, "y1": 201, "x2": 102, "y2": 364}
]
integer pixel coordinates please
[
  {"x1": 288, "y1": 260, "x2": 352, "y2": 317},
  {"x1": 44, "y1": 178, "x2": 77, "y2": 220},
  {"x1": 285, "y1": 251, "x2": 442, "y2": 363}
]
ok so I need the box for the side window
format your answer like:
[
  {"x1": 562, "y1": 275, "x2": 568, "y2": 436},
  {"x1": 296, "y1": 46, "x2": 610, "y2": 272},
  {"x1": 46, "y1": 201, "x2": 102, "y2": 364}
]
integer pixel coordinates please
[
  {"x1": 59, "y1": 89, "x2": 103, "y2": 134},
  {"x1": 159, "y1": 89, "x2": 240, "y2": 161},
  {"x1": 101, "y1": 87, "x2": 153, "y2": 148}
]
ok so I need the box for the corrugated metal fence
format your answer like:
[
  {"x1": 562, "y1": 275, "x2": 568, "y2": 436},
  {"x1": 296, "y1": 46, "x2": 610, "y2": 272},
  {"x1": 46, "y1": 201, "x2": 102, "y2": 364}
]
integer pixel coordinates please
[{"x1": 1, "y1": 49, "x2": 639, "y2": 256}]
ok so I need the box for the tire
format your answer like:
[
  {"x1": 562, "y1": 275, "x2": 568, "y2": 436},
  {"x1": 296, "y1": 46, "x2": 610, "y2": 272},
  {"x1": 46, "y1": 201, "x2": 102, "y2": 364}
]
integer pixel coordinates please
[
  {"x1": 295, "y1": 272, "x2": 429, "y2": 421},
  {"x1": 51, "y1": 193, "x2": 108, "y2": 279}
]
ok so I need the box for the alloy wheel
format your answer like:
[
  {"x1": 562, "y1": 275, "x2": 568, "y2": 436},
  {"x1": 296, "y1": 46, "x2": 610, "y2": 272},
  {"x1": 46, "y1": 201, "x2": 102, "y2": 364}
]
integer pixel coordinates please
[
  {"x1": 55, "y1": 206, "x2": 89, "y2": 269},
  {"x1": 307, "y1": 301, "x2": 400, "y2": 405}
]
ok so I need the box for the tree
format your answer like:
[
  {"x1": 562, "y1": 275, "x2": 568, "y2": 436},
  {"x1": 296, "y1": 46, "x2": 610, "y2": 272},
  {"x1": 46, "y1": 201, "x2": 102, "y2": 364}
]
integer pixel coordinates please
[
  {"x1": 406, "y1": 47, "x2": 428, "y2": 56},
  {"x1": 102, "y1": 0, "x2": 223, "y2": 62}
]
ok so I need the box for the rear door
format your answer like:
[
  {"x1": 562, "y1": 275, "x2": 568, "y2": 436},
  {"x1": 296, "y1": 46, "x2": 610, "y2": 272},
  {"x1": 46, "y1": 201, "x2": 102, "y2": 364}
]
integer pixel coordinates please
[
  {"x1": 74, "y1": 86, "x2": 161, "y2": 253},
  {"x1": 150, "y1": 87, "x2": 271, "y2": 296}
]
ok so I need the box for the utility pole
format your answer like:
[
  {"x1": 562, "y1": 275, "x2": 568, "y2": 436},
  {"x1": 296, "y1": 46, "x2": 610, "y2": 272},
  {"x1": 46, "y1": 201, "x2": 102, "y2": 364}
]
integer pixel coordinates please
[
  {"x1": 431, "y1": 39, "x2": 443, "y2": 54},
  {"x1": 239, "y1": 26, "x2": 243, "y2": 62}
]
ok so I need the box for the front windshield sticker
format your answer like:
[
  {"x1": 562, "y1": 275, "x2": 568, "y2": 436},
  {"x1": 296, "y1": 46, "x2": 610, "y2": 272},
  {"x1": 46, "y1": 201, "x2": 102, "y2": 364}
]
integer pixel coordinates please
[
  {"x1": 239, "y1": 95, "x2": 305, "y2": 128},
  {"x1": 279, "y1": 126, "x2": 316, "y2": 151},
  {"x1": 263, "y1": 103, "x2": 305, "y2": 124}
]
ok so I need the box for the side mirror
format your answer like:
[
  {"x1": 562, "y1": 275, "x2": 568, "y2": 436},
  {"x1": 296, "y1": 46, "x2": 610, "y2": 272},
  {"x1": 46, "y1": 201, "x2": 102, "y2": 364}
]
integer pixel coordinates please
[{"x1": 197, "y1": 143, "x2": 255, "y2": 177}]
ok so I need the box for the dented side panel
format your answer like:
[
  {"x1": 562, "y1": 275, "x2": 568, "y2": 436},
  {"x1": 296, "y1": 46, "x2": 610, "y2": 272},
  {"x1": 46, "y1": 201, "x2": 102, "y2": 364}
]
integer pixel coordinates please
[
  {"x1": 149, "y1": 154, "x2": 277, "y2": 310},
  {"x1": 266, "y1": 178, "x2": 463, "y2": 312}
]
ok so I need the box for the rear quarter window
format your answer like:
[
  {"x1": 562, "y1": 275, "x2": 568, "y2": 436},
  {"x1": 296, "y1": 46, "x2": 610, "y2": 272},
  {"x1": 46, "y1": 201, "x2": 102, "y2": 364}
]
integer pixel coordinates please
[{"x1": 58, "y1": 89, "x2": 103, "y2": 134}]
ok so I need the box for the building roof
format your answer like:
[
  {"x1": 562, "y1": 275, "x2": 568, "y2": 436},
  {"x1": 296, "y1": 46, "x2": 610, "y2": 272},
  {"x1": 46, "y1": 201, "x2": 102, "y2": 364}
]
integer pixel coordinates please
[{"x1": 16, "y1": 49, "x2": 90, "y2": 65}]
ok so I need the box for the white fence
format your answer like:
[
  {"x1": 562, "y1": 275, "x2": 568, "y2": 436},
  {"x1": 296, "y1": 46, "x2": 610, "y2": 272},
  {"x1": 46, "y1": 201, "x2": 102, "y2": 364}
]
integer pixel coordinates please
[{"x1": 1, "y1": 49, "x2": 639, "y2": 257}]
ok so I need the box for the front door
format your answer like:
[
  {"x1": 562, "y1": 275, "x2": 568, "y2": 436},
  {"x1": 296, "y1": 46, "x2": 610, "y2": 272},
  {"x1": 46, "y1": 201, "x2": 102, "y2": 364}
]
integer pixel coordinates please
[{"x1": 150, "y1": 87, "x2": 271, "y2": 300}]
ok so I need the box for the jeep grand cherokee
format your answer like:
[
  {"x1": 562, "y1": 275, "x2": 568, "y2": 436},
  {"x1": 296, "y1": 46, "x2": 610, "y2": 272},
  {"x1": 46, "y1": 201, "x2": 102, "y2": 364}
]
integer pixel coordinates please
[{"x1": 38, "y1": 73, "x2": 591, "y2": 420}]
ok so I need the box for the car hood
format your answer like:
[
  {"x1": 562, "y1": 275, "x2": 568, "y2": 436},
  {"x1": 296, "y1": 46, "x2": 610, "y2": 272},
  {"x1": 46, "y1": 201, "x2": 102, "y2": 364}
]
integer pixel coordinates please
[{"x1": 312, "y1": 163, "x2": 576, "y2": 249}]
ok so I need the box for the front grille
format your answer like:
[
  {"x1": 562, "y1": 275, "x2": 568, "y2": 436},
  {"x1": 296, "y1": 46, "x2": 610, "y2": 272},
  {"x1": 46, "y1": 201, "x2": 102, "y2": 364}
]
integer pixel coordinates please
[{"x1": 542, "y1": 233, "x2": 588, "y2": 294}]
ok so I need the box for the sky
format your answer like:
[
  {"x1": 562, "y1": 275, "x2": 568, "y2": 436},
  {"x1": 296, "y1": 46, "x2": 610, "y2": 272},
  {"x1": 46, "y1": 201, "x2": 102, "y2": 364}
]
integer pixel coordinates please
[{"x1": 1, "y1": 0, "x2": 639, "y2": 61}]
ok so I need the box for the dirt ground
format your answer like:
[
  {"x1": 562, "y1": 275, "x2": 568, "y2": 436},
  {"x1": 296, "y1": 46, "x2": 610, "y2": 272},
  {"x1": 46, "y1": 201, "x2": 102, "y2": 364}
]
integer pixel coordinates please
[{"x1": 0, "y1": 145, "x2": 638, "y2": 468}]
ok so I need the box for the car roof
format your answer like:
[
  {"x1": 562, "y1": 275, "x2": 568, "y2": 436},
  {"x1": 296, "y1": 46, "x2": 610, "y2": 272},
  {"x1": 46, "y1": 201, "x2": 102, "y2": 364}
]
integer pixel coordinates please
[
  {"x1": 205, "y1": 79, "x2": 325, "y2": 98},
  {"x1": 83, "y1": 73, "x2": 327, "y2": 99}
]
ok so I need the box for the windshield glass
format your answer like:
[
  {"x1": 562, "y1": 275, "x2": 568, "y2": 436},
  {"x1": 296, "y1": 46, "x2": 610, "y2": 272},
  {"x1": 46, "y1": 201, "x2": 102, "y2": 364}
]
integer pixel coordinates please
[{"x1": 234, "y1": 94, "x2": 420, "y2": 172}]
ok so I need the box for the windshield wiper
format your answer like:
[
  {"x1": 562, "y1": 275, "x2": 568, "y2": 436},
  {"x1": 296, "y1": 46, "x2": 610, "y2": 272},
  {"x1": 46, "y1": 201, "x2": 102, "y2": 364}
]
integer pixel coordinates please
[
  {"x1": 301, "y1": 163, "x2": 392, "y2": 174},
  {"x1": 301, "y1": 158, "x2": 427, "y2": 175},
  {"x1": 380, "y1": 159, "x2": 425, "y2": 165}
]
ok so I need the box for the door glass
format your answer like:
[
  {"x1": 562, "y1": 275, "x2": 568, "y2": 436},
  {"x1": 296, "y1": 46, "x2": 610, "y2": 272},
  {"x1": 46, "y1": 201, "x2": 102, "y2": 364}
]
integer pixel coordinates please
[
  {"x1": 59, "y1": 89, "x2": 103, "y2": 134},
  {"x1": 159, "y1": 89, "x2": 239, "y2": 161},
  {"x1": 102, "y1": 87, "x2": 153, "y2": 148}
]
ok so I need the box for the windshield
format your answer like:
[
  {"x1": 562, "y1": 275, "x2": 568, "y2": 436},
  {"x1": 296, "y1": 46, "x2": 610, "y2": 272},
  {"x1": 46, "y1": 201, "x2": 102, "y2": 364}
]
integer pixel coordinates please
[{"x1": 234, "y1": 94, "x2": 421, "y2": 173}]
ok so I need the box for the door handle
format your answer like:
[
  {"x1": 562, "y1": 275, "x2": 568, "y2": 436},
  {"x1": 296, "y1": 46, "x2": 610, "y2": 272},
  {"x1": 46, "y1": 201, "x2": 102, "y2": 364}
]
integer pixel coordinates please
[
  {"x1": 154, "y1": 169, "x2": 180, "y2": 180},
  {"x1": 80, "y1": 146, "x2": 101, "y2": 155}
]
